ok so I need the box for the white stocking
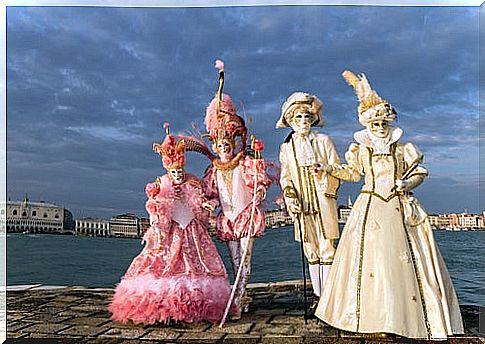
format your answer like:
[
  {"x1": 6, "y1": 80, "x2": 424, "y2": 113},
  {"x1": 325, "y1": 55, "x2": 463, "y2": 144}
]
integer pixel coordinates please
[
  {"x1": 309, "y1": 264, "x2": 322, "y2": 297},
  {"x1": 319, "y1": 264, "x2": 332, "y2": 292}
]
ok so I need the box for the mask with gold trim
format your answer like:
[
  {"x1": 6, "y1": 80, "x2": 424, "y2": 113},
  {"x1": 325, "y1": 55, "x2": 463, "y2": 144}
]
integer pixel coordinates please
[{"x1": 153, "y1": 122, "x2": 187, "y2": 184}]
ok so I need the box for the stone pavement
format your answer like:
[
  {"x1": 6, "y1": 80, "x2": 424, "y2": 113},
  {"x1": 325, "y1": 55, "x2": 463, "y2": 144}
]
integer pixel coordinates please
[{"x1": 5, "y1": 280, "x2": 484, "y2": 343}]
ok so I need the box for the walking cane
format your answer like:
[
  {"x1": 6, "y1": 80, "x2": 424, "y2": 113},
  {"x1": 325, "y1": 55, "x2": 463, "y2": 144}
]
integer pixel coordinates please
[
  {"x1": 295, "y1": 214, "x2": 308, "y2": 324},
  {"x1": 220, "y1": 145, "x2": 261, "y2": 327},
  {"x1": 219, "y1": 170, "x2": 258, "y2": 327}
]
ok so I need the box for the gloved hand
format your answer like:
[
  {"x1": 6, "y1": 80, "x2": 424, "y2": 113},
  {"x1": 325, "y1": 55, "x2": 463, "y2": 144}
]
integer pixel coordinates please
[
  {"x1": 325, "y1": 165, "x2": 335, "y2": 175},
  {"x1": 256, "y1": 185, "x2": 266, "y2": 201},
  {"x1": 395, "y1": 179, "x2": 410, "y2": 192},
  {"x1": 201, "y1": 201, "x2": 215, "y2": 212},
  {"x1": 287, "y1": 198, "x2": 301, "y2": 214},
  {"x1": 312, "y1": 163, "x2": 325, "y2": 180}
]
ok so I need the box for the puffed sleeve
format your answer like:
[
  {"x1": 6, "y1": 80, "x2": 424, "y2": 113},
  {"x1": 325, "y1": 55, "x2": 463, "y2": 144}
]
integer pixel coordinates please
[
  {"x1": 202, "y1": 165, "x2": 220, "y2": 209},
  {"x1": 329, "y1": 143, "x2": 363, "y2": 182},
  {"x1": 145, "y1": 181, "x2": 160, "y2": 198},
  {"x1": 242, "y1": 156, "x2": 272, "y2": 192},
  {"x1": 279, "y1": 143, "x2": 297, "y2": 202},
  {"x1": 402, "y1": 142, "x2": 428, "y2": 191},
  {"x1": 324, "y1": 135, "x2": 341, "y2": 165},
  {"x1": 145, "y1": 181, "x2": 160, "y2": 225}
]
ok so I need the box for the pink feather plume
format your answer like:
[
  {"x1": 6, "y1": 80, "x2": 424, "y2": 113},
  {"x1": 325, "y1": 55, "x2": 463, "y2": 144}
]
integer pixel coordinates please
[{"x1": 215, "y1": 59, "x2": 224, "y2": 71}]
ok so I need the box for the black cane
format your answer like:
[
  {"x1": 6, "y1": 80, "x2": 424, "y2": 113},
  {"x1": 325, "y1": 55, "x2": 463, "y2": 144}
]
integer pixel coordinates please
[{"x1": 295, "y1": 216, "x2": 308, "y2": 324}]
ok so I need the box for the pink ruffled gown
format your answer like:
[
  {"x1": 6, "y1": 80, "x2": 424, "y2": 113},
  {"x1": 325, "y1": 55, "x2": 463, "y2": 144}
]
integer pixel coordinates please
[{"x1": 108, "y1": 174, "x2": 231, "y2": 324}]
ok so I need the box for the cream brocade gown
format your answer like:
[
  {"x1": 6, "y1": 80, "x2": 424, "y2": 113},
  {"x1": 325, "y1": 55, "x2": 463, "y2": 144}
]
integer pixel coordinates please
[{"x1": 315, "y1": 129, "x2": 464, "y2": 340}]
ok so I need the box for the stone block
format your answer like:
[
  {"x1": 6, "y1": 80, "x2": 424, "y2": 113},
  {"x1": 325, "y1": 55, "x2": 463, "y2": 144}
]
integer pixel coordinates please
[
  {"x1": 27, "y1": 333, "x2": 83, "y2": 339},
  {"x1": 70, "y1": 304, "x2": 107, "y2": 312},
  {"x1": 240, "y1": 313, "x2": 272, "y2": 324},
  {"x1": 262, "y1": 334, "x2": 304, "y2": 344},
  {"x1": 285, "y1": 309, "x2": 306, "y2": 316},
  {"x1": 22, "y1": 313, "x2": 73, "y2": 323},
  {"x1": 304, "y1": 338, "x2": 360, "y2": 344},
  {"x1": 171, "y1": 321, "x2": 211, "y2": 332},
  {"x1": 6, "y1": 332, "x2": 27, "y2": 338},
  {"x1": 59, "y1": 325, "x2": 110, "y2": 337},
  {"x1": 179, "y1": 331, "x2": 225, "y2": 343},
  {"x1": 294, "y1": 322, "x2": 338, "y2": 337},
  {"x1": 141, "y1": 328, "x2": 181, "y2": 341},
  {"x1": 253, "y1": 308, "x2": 287, "y2": 316},
  {"x1": 449, "y1": 337, "x2": 483, "y2": 344},
  {"x1": 6, "y1": 321, "x2": 32, "y2": 332},
  {"x1": 271, "y1": 315, "x2": 309, "y2": 325},
  {"x1": 251, "y1": 323, "x2": 294, "y2": 336},
  {"x1": 223, "y1": 333, "x2": 261, "y2": 344},
  {"x1": 57, "y1": 309, "x2": 98, "y2": 317},
  {"x1": 64, "y1": 316, "x2": 111, "y2": 327},
  {"x1": 209, "y1": 321, "x2": 254, "y2": 334},
  {"x1": 19, "y1": 322, "x2": 72, "y2": 334},
  {"x1": 99, "y1": 327, "x2": 149, "y2": 339}
]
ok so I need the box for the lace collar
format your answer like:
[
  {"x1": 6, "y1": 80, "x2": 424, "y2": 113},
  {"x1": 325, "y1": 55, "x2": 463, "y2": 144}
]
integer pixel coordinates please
[{"x1": 353, "y1": 127, "x2": 403, "y2": 153}]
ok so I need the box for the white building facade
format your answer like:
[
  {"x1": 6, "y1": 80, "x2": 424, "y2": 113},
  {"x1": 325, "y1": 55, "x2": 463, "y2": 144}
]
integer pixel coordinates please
[
  {"x1": 75, "y1": 218, "x2": 110, "y2": 237},
  {"x1": 6, "y1": 199, "x2": 74, "y2": 234}
]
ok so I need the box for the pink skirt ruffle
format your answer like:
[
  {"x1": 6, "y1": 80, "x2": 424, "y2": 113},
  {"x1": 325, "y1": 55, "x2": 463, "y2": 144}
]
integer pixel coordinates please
[
  {"x1": 216, "y1": 202, "x2": 266, "y2": 242},
  {"x1": 109, "y1": 273, "x2": 231, "y2": 324}
]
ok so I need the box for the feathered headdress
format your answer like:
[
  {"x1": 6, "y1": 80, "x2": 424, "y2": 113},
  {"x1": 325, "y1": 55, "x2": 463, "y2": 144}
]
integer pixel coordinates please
[
  {"x1": 153, "y1": 123, "x2": 186, "y2": 170},
  {"x1": 204, "y1": 59, "x2": 247, "y2": 148},
  {"x1": 342, "y1": 70, "x2": 396, "y2": 126}
]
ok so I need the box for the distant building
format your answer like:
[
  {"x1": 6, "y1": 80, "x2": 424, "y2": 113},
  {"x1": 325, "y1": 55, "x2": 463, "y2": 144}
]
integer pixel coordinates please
[
  {"x1": 428, "y1": 214, "x2": 440, "y2": 228},
  {"x1": 6, "y1": 198, "x2": 74, "y2": 234},
  {"x1": 338, "y1": 196, "x2": 353, "y2": 224},
  {"x1": 139, "y1": 218, "x2": 150, "y2": 237},
  {"x1": 110, "y1": 213, "x2": 140, "y2": 238},
  {"x1": 459, "y1": 213, "x2": 479, "y2": 228},
  {"x1": 264, "y1": 208, "x2": 293, "y2": 228},
  {"x1": 75, "y1": 218, "x2": 110, "y2": 237}
]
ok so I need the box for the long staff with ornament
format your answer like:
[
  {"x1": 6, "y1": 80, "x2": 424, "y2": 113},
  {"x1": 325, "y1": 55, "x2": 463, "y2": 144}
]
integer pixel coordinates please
[{"x1": 219, "y1": 135, "x2": 265, "y2": 328}]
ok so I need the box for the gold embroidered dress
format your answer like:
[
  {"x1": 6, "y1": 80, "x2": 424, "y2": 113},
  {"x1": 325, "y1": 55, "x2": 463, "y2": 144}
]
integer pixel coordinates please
[{"x1": 315, "y1": 128, "x2": 464, "y2": 339}]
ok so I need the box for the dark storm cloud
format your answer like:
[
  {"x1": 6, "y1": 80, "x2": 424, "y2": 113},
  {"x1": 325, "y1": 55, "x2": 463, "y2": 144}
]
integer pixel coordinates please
[{"x1": 7, "y1": 5, "x2": 479, "y2": 217}]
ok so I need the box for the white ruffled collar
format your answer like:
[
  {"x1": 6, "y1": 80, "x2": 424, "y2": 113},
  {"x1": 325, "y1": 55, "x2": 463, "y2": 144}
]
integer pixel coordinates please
[{"x1": 353, "y1": 127, "x2": 403, "y2": 153}]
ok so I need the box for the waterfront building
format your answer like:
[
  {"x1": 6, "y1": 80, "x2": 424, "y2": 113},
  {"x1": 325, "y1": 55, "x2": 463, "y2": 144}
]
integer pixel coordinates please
[
  {"x1": 264, "y1": 208, "x2": 293, "y2": 228},
  {"x1": 338, "y1": 206, "x2": 352, "y2": 224},
  {"x1": 75, "y1": 218, "x2": 110, "y2": 237},
  {"x1": 6, "y1": 198, "x2": 74, "y2": 234},
  {"x1": 109, "y1": 213, "x2": 139, "y2": 238},
  {"x1": 139, "y1": 218, "x2": 150, "y2": 237},
  {"x1": 459, "y1": 212, "x2": 480, "y2": 229},
  {"x1": 338, "y1": 196, "x2": 353, "y2": 224},
  {"x1": 478, "y1": 214, "x2": 485, "y2": 228},
  {"x1": 428, "y1": 214, "x2": 440, "y2": 228}
]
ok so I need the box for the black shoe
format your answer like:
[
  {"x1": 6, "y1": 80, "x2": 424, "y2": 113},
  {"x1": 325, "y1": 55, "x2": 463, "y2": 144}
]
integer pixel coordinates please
[{"x1": 308, "y1": 297, "x2": 319, "y2": 318}]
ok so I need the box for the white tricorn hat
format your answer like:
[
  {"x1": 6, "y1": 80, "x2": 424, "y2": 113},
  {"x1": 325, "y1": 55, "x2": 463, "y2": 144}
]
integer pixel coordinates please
[{"x1": 276, "y1": 92, "x2": 324, "y2": 129}]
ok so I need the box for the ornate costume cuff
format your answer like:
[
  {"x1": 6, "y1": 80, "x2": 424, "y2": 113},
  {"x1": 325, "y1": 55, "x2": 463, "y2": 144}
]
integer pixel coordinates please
[{"x1": 283, "y1": 186, "x2": 298, "y2": 199}]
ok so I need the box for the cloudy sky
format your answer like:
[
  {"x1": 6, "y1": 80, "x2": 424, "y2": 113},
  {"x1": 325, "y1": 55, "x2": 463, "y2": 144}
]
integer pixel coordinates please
[{"x1": 6, "y1": 4, "x2": 480, "y2": 218}]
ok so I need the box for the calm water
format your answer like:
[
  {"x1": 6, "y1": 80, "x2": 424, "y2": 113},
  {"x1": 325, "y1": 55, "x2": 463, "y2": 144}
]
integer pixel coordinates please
[{"x1": 6, "y1": 228, "x2": 485, "y2": 306}]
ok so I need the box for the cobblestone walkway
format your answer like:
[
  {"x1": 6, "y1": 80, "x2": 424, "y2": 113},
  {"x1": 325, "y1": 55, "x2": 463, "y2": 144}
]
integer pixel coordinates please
[{"x1": 6, "y1": 280, "x2": 484, "y2": 343}]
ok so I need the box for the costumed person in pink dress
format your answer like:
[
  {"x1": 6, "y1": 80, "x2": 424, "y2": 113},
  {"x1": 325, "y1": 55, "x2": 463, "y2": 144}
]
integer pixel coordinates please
[
  {"x1": 109, "y1": 123, "x2": 231, "y2": 325},
  {"x1": 202, "y1": 60, "x2": 271, "y2": 320}
]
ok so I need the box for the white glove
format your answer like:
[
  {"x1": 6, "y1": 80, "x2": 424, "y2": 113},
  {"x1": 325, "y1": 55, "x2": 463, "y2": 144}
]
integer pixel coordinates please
[
  {"x1": 256, "y1": 185, "x2": 266, "y2": 201},
  {"x1": 395, "y1": 179, "x2": 410, "y2": 192},
  {"x1": 201, "y1": 201, "x2": 215, "y2": 212},
  {"x1": 325, "y1": 164, "x2": 335, "y2": 175},
  {"x1": 287, "y1": 198, "x2": 301, "y2": 214},
  {"x1": 311, "y1": 163, "x2": 326, "y2": 179}
]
